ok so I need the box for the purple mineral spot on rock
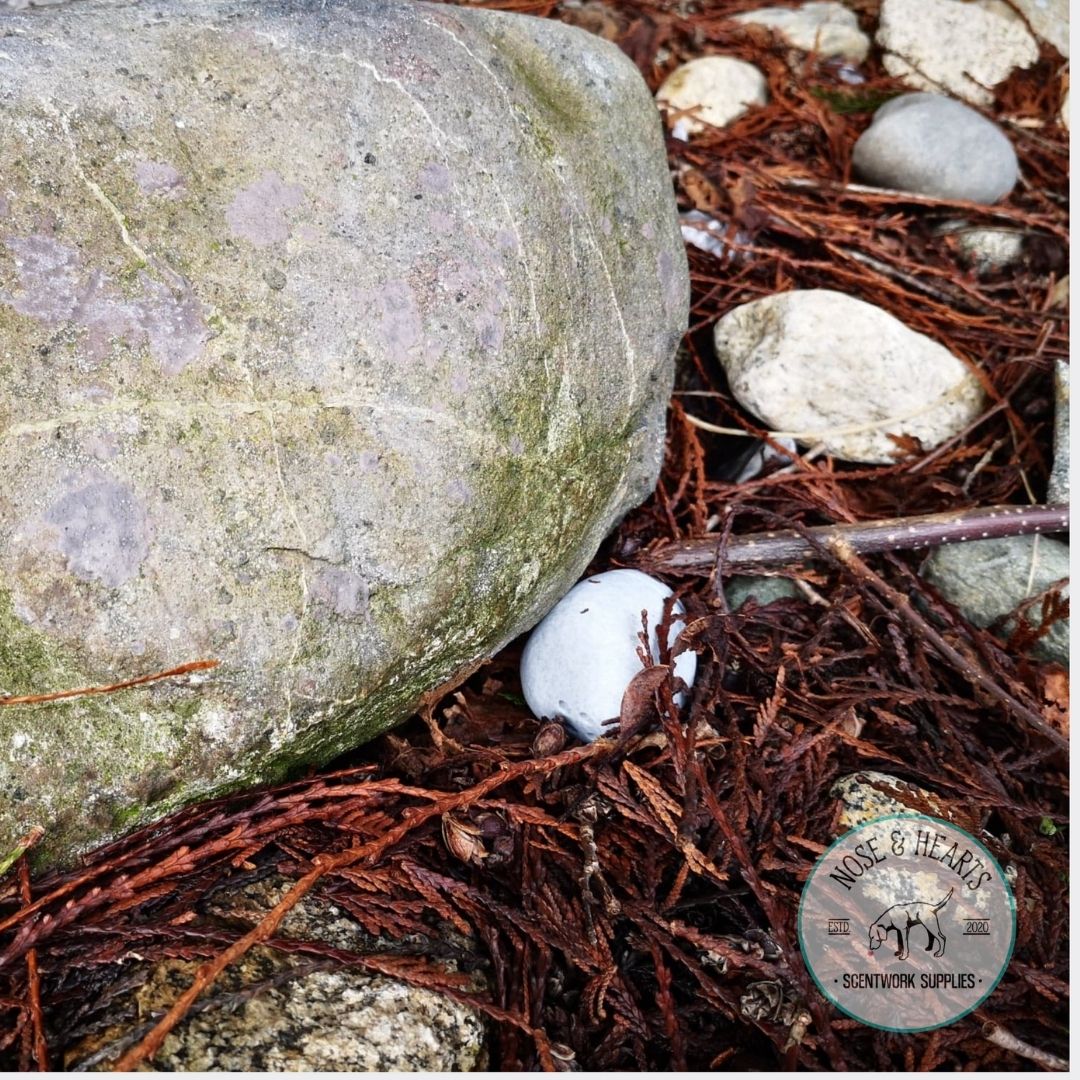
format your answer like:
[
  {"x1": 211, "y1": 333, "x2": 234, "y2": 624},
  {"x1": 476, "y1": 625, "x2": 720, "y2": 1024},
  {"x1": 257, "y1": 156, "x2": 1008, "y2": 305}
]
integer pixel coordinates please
[
  {"x1": 429, "y1": 211, "x2": 454, "y2": 235},
  {"x1": 225, "y1": 171, "x2": 305, "y2": 247},
  {"x1": 311, "y1": 567, "x2": 370, "y2": 619},
  {"x1": 83, "y1": 432, "x2": 121, "y2": 461},
  {"x1": 494, "y1": 228, "x2": 518, "y2": 252},
  {"x1": 450, "y1": 369, "x2": 469, "y2": 396},
  {"x1": 3, "y1": 234, "x2": 82, "y2": 322},
  {"x1": 44, "y1": 479, "x2": 151, "y2": 588},
  {"x1": 418, "y1": 161, "x2": 452, "y2": 195},
  {"x1": 656, "y1": 249, "x2": 681, "y2": 311},
  {"x1": 135, "y1": 271, "x2": 211, "y2": 376},
  {"x1": 134, "y1": 160, "x2": 185, "y2": 199},
  {"x1": 2, "y1": 234, "x2": 208, "y2": 374},
  {"x1": 446, "y1": 478, "x2": 473, "y2": 505},
  {"x1": 370, "y1": 279, "x2": 422, "y2": 365}
]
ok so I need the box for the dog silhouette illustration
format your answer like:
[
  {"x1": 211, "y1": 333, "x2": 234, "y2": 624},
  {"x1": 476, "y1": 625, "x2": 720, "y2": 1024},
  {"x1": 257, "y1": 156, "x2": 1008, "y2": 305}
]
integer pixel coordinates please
[{"x1": 867, "y1": 888, "x2": 954, "y2": 960}]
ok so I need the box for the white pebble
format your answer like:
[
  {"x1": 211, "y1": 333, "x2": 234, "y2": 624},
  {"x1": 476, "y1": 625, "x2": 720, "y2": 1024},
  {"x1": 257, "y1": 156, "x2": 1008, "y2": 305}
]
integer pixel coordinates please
[
  {"x1": 656, "y1": 56, "x2": 767, "y2": 135},
  {"x1": 733, "y1": 2, "x2": 870, "y2": 63},
  {"x1": 680, "y1": 210, "x2": 752, "y2": 262},
  {"x1": 520, "y1": 569, "x2": 697, "y2": 742}
]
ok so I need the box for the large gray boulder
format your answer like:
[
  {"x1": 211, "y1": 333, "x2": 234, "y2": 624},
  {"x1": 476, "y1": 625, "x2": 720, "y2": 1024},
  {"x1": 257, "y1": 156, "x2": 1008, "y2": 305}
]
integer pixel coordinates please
[{"x1": 0, "y1": 0, "x2": 688, "y2": 864}]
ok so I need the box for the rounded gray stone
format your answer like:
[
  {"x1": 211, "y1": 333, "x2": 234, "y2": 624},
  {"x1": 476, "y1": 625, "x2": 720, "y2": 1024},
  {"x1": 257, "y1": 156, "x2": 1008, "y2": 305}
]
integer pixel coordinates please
[
  {"x1": 1048, "y1": 359, "x2": 1069, "y2": 506},
  {"x1": 922, "y1": 535, "x2": 1069, "y2": 667},
  {"x1": 0, "y1": 0, "x2": 688, "y2": 865},
  {"x1": 724, "y1": 575, "x2": 800, "y2": 610},
  {"x1": 852, "y1": 93, "x2": 1019, "y2": 204}
]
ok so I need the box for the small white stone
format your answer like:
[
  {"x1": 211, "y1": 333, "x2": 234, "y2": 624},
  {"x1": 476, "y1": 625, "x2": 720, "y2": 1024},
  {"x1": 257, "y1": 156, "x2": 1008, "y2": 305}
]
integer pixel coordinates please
[
  {"x1": 712, "y1": 289, "x2": 986, "y2": 463},
  {"x1": 656, "y1": 56, "x2": 768, "y2": 135},
  {"x1": 520, "y1": 569, "x2": 697, "y2": 742},
  {"x1": 941, "y1": 223, "x2": 1026, "y2": 274},
  {"x1": 733, "y1": 1, "x2": 870, "y2": 62},
  {"x1": 1049, "y1": 274, "x2": 1069, "y2": 309},
  {"x1": 731, "y1": 435, "x2": 798, "y2": 482},
  {"x1": 680, "y1": 210, "x2": 752, "y2": 262},
  {"x1": 877, "y1": 0, "x2": 1039, "y2": 107}
]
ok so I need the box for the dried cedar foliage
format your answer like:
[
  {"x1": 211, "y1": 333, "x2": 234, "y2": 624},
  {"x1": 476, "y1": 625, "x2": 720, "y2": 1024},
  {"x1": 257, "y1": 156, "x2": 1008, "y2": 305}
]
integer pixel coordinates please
[{"x1": 0, "y1": 0, "x2": 1069, "y2": 1072}]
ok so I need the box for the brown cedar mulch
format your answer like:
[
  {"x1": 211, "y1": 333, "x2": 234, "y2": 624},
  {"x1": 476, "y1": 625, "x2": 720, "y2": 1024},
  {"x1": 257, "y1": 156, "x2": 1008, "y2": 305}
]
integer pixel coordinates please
[{"x1": 0, "y1": 0, "x2": 1068, "y2": 1071}]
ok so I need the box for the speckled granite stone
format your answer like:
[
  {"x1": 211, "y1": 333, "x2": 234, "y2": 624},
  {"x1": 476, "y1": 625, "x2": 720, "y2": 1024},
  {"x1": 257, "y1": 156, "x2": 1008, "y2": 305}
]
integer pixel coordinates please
[
  {"x1": 65, "y1": 876, "x2": 486, "y2": 1071},
  {"x1": 831, "y1": 771, "x2": 953, "y2": 832}
]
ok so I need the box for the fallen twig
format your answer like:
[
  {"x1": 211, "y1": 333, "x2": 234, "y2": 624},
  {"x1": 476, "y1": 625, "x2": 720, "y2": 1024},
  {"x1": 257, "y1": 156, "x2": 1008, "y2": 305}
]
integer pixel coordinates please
[
  {"x1": 641, "y1": 504, "x2": 1068, "y2": 573},
  {"x1": 983, "y1": 1022, "x2": 1068, "y2": 1071},
  {"x1": 16, "y1": 857, "x2": 46, "y2": 1073},
  {"x1": 0, "y1": 660, "x2": 219, "y2": 707}
]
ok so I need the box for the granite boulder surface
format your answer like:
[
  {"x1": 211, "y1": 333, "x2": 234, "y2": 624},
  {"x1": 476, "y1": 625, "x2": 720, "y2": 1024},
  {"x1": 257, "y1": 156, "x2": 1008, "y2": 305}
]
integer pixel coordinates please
[{"x1": 0, "y1": 0, "x2": 689, "y2": 865}]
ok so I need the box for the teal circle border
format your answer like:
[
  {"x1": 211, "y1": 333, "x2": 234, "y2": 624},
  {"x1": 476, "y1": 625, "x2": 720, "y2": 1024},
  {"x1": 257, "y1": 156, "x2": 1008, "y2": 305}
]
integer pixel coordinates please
[{"x1": 797, "y1": 812, "x2": 1017, "y2": 1034}]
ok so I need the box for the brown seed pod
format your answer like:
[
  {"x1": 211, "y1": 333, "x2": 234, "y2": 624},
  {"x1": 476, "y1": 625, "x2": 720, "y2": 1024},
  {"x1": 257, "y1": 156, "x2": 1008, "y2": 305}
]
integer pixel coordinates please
[
  {"x1": 550, "y1": 1043, "x2": 577, "y2": 1071},
  {"x1": 531, "y1": 720, "x2": 567, "y2": 757},
  {"x1": 440, "y1": 812, "x2": 486, "y2": 865}
]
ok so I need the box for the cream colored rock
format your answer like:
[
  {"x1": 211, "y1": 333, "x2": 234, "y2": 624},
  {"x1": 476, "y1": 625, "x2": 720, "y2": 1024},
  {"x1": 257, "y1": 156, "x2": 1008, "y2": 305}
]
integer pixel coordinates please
[
  {"x1": 877, "y1": 0, "x2": 1039, "y2": 106},
  {"x1": 656, "y1": 56, "x2": 768, "y2": 134},
  {"x1": 712, "y1": 290, "x2": 986, "y2": 463},
  {"x1": 1049, "y1": 274, "x2": 1069, "y2": 309},
  {"x1": 979, "y1": 0, "x2": 1068, "y2": 58},
  {"x1": 733, "y1": 1, "x2": 870, "y2": 62}
]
